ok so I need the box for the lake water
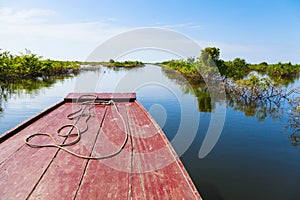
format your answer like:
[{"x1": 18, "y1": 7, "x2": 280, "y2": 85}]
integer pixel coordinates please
[{"x1": 1, "y1": 65, "x2": 299, "y2": 200}]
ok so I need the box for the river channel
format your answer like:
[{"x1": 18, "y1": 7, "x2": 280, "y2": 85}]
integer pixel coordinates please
[{"x1": 1, "y1": 64, "x2": 299, "y2": 200}]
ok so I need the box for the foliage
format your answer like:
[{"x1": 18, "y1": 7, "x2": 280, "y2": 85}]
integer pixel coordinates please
[
  {"x1": 161, "y1": 48, "x2": 300, "y2": 146},
  {"x1": 224, "y1": 75, "x2": 290, "y2": 119},
  {"x1": 0, "y1": 49, "x2": 80, "y2": 81},
  {"x1": 218, "y1": 58, "x2": 249, "y2": 80},
  {"x1": 225, "y1": 74, "x2": 300, "y2": 143},
  {"x1": 200, "y1": 47, "x2": 220, "y2": 66},
  {"x1": 161, "y1": 50, "x2": 300, "y2": 129},
  {"x1": 197, "y1": 47, "x2": 222, "y2": 79},
  {"x1": 234, "y1": 75, "x2": 282, "y2": 100},
  {"x1": 161, "y1": 47, "x2": 222, "y2": 81},
  {"x1": 102, "y1": 60, "x2": 143, "y2": 68},
  {"x1": 0, "y1": 49, "x2": 80, "y2": 112},
  {"x1": 248, "y1": 62, "x2": 300, "y2": 85},
  {"x1": 161, "y1": 60, "x2": 199, "y2": 78},
  {"x1": 160, "y1": 46, "x2": 300, "y2": 86},
  {"x1": 186, "y1": 57, "x2": 195, "y2": 64}
]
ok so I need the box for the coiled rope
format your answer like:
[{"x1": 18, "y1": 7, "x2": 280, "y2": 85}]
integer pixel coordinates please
[{"x1": 25, "y1": 95, "x2": 129, "y2": 160}]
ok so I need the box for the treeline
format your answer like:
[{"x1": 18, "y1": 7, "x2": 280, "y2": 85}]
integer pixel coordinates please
[
  {"x1": 161, "y1": 47, "x2": 299, "y2": 128},
  {"x1": 220, "y1": 58, "x2": 300, "y2": 80},
  {"x1": 161, "y1": 47, "x2": 300, "y2": 84},
  {"x1": 101, "y1": 59, "x2": 143, "y2": 68},
  {"x1": 0, "y1": 49, "x2": 80, "y2": 81},
  {"x1": 161, "y1": 60, "x2": 198, "y2": 78}
]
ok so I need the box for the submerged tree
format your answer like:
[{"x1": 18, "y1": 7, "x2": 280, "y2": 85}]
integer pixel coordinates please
[
  {"x1": 225, "y1": 74, "x2": 300, "y2": 145},
  {"x1": 286, "y1": 90, "x2": 300, "y2": 146}
]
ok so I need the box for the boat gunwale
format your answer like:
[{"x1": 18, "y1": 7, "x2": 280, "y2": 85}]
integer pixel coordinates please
[
  {"x1": 0, "y1": 93, "x2": 136, "y2": 143},
  {"x1": 0, "y1": 100, "x2": 65, "y2": 143}
]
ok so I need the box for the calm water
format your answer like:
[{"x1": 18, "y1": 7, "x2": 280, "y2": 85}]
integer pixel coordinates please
[{"x1": 1, "y1": 65, "x2": 300, "y2": 200}]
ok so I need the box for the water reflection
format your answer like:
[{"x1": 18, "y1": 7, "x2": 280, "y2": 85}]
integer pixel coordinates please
[
  {"x1": 162, "y1": 66, "x2": 300, "y2": 147},
  {"x1": 0, "y1": 78, "x2": 54, "y2": 113},
  {"x1": 162, "y1": 67, "x2": 215, "y2": 112},
  {"x1": 250, "y1": 70, "x2": 300, "y2": 86},
  {"x1": 286, "y1": 95, "x2": 300, "y2": 146},
  {"x1": 0, "y1": 74, "x2": 77, "y2": 114}
]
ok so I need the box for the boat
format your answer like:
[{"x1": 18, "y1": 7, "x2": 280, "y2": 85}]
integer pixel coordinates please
[{"x1": 0, "y1": 93, "x2": 201, "y2": 199}]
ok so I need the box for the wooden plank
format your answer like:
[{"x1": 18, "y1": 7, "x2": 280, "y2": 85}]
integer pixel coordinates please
[
  {"x1": 65, "y1": 93, "x2": 136, "y2": 102},
  {"x1": 126, "y1": 102, "x2": 201, "y2": 200},
  {"x1": 75, "y1": 103, "x2": 133, "y2": 199},
  {"x1": 0, "y1": 103, "x2": 74, "y2": 200},
  {"x1": 0, "y1": 102, "x2": 68, "y2": 164},
  {"x1": 28, "y1": 104, "x2": 107, "y2": 199},
  {"x1": 134, "y1": 101, "x2": 200, "y2": 198}
]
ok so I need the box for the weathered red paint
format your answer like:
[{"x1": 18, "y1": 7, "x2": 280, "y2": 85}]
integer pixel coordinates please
[
  {"x1": 0, "y1": 93, "x2": 201, "y2": 200},
  {"x1": 65, "y1": 93, "x2": 136, "y2": 102}
]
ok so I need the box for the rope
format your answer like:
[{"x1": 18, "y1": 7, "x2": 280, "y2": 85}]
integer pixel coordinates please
[{"x1": 25, "y1": 95, "x2": 129, "y2": 160}]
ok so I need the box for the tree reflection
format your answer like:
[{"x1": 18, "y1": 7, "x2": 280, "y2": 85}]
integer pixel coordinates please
[
  {"x1": 162, "y1": 67, "x2": 300, "y2": 146},
  {"x1": 286, "y1": 94, "x2": 300, "y2": 146},
  {"x1": 224, "y1": 76, "x2": 291, "y2": 121},
  {"x1": 226, "y1": 76, "x2": 300, "y2": 145},
  {"x1": 0, "y1": 75, "x2": 72, "y2": 113},
  {"x1": 162, "y1": 67, "x2": 216, "y2": 112}
]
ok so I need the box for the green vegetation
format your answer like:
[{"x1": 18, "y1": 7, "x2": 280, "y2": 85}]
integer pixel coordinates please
[
  {"x1": 226, "y1": 75, "x2": 290, "y2": 119},
  {"x1": 0, "y1": 49, "x2": 80, "y2": 81},
  {"x1": 161, "y1": 47, "x2": 221, "y2": 81},
  {"x1": 161, "y1": 47, "x2": 300, "y2": 137},
  {"x1": 101, "y1": 60, "x2": 144, "y2": 68},
  {"x1": 161, "y1": 47, "x2": 300, "y2": 85},
  {"x1": 161, "y1": 60, "x2": 198, "y2": 78},
  {"x1": 0, "y1": 49, "x2": 81, "y2": 113}
]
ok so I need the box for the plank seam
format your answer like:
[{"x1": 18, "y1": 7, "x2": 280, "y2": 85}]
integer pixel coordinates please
[
  {"x1": 26, "y1": 144, "x2": 61, "y2": 199},
  {"x1": 73, "y1": 106, "x2": 108, "y2": 200},
  {"x1": 26, "y1": 105, "x2": 85, "y2": 199},
  {"x1": 133, "y1": 101, "x2": 202, "y2": 199},
  {"x1": 0, "y1": 144, "x2": 24, "y2": 166},
  {"x1": 125, "y1": 104, "x2": 134, "y2": 200},
  {"x1": 126, "y1": 103, "x2": 147, "y2": 200}
]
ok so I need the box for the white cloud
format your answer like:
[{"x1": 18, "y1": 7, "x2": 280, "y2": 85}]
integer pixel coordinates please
[
  {"x1": 156, "y1": 22, "x2": 205, "y2": 30},
  {"x1": 0, "y1": 7, "x2": 56, "y2": 23},
  {"x1": 0, "y1": 7, "x2": 131, "y2": 60},
  {"x1": 0, "y1": 8, "x2": 206, "y2": 62}
]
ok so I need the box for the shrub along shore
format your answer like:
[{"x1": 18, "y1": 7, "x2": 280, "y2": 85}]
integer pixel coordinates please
[
  {"x1": 100, "y1": 59, "x2": 144, "y2": 68},
  {"x1": 160, "y1": 47, "x2": 299, "y2": 131},
  {"x1": 161, "y1": 47, "x2": 300, "y2": 85},
  {"x1": 1, "y1": 47, "x2": 299, "y2": 85},
  {"x1": 0, "y1": 49, "x2": 80, "y2": 81}
]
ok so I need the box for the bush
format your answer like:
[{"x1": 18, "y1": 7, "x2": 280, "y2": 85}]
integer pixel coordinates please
[{"x1": 0, "y1": 49, "x2": 80, "y2": 81}]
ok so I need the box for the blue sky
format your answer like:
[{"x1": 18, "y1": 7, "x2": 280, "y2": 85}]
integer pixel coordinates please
[{"x1": 0, "y1": 0, "x2": 299, "y2": 63}]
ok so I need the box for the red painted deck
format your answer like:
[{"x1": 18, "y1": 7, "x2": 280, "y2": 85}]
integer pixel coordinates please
[{"x1": 0, "y1": 93, "x2": 201, "y2": 200}]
